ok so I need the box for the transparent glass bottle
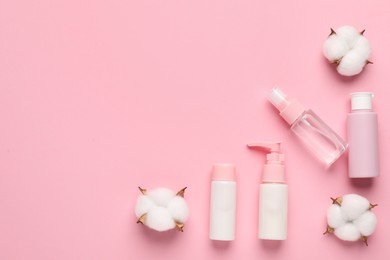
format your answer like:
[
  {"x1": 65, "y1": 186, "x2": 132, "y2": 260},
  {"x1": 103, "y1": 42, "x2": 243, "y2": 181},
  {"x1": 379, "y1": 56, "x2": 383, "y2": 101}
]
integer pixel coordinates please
[{"x1": 268, "y1": 88, "x2": 348, "y2": 167}]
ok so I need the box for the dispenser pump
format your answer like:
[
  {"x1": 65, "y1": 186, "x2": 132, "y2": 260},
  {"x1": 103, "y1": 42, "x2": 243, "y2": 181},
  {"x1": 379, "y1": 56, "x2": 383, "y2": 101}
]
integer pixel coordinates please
[{"x1": 248, "y1": 142, "x2": 286, "y2": 183}]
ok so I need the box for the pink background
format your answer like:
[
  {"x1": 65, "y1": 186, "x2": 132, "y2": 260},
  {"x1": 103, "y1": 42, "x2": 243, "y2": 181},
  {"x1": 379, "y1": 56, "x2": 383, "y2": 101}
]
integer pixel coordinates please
[{"x1": 1, "y1": 0, "x2": 390, "y2": 259}]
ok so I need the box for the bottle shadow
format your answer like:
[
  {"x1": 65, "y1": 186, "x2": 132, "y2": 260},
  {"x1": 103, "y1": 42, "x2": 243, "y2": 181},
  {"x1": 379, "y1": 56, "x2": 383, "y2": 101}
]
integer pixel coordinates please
[
  {"x1": 260, "y1": 239, "x2": 283, "y2": 250},
  {"x1": 211, "y1": 240, "x2": 232, "y2": 250},
  {"x1": 350, "y1": 178, "x2": 375, "y2": 188},
  {"x1": 136, "y1": 225, "x2": 180, "y2": 244}
]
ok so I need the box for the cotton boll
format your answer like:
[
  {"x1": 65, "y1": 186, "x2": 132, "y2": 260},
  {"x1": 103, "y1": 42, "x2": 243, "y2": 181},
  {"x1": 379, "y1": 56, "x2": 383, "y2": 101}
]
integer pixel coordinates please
[
  {"x1": 323, "y1": 35, "x2": 349, "y2": 61},
  {"x1": 324, "y1": 194, "x2": 377, "y2": 245},
  {"x1": 135, "y1": 187, "x2": 189, "y2": 232},
  {"x1": 327, "y1": 204, "x2": 346, "y2": 229},
  {"x1": 145, "y1": 206, "x2": 176, "y2": 232},
  {"x1": 147, "y1": 188, "x2": 176, "y2": 207},
  {"x1": 334, "y1": 223, "x2": 361, "y2": 242},
  {"x1": 323, "y1": 25, "x2": 371, "y2": 76},
  {"x1": 167, "y1": 196, "x2": 189, "y2": 223},
  {"x1": 354, "y1": 211, "x2": 377, "y2": 236},
  {"x1": 337, "y1": 51, "x2": 367, "y2": 76},
  {"x1": 135, "y1": 195, "x2": 154, "y2": 217},
  {"x1": 335, "y1": 25, "x2": 360, "y2": 48},
  {"x1": 340, "y1": 194, "x2": 370, "y2": 220}
]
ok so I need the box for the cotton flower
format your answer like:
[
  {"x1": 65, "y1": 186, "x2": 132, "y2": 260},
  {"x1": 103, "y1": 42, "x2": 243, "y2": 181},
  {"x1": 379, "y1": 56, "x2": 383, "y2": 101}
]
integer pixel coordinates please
[
  {"x1": 323, "y1": 26, "x2": 372, "y2": 76},
  {"x1": 135, "y1": 187, "x2": 189, "y2": 232},
  {"x1": 324, "y1": 194, "x2": 377, "y2": 246}
]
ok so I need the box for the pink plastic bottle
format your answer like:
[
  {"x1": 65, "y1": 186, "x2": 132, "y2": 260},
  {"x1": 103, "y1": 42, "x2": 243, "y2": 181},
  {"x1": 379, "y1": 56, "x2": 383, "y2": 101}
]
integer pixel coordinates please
[{"x1": 348, "y1": 92, "x2": 379, "y2": 178}]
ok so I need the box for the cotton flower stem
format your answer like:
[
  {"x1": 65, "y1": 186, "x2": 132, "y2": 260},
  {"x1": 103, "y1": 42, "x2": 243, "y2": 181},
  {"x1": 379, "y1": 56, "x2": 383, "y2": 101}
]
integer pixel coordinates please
[
  {"x1": 138, "y1": 186, "x2": 147, "y2": 195},
  {"x1": 137, "y1": 213, "x2": 147, "y2": 225},
  {"x1": 176, "y1": 187, "x2": 187, "y2": 198},
  {"x1": 369, "y1": 203, "x2": 378, "y2": 209},
  {"x1": 175, "y1": 222, "x2": 184, "y2": 232},
  {"x1": 332, "y1": 59, "x2": 341, "y2": 65},
  {"x1": 360, "y1": 29, "x2": 366, "y2": 35},
  {"x1": 323, "y1": 225, "x2": 334, "y2": 235},
  {"x1": 329, "y1": 28, "x2": 336, "y2": 36},
  {"x1": 366, "y1": 60, "x2": 373, "y2": 65},
  {"x1": 361, "y1": 236, "x2": 369, "y2": 246},
  {"x1": 331, "y1": 197, "x2": 343, "y2": 206}
]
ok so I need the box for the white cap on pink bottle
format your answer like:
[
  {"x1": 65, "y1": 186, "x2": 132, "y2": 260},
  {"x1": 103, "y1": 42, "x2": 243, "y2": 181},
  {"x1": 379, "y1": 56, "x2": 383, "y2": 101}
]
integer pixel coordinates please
[{"x1": 351, "y1": 92, "x2": 374, "y2": 111}]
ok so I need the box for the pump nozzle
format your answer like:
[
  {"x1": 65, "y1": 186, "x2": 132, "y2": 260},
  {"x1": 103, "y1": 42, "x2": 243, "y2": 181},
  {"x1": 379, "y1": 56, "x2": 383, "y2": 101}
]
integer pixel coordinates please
[
  {"x1": 247, "y1": 141, "x2": 284, "y2": 164},
  {"x1": 247, "y1": 141, "x2": 285, "y2": 183},
  {"x1": 247, "y1": 142, "x2": 281, "y2": 153}
]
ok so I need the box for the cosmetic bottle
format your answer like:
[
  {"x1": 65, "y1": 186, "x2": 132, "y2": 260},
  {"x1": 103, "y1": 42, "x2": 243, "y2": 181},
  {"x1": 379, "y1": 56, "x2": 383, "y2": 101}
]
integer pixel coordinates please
[
  {"x1": 348, "y1": 92, "x2": 379, "y2": 178},
  {"x1": 248, "y1": 142, "x2": 287, "y2": 240},
  {"x1": 268, "y1": 88, "x2": 348, "y2": 167},
  {"x1": 209, "y1": 163, "x2": 236, "y2": 241}
]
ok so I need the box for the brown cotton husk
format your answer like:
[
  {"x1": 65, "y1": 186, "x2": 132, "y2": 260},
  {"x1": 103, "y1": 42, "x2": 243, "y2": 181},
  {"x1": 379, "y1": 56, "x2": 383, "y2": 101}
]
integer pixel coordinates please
[{"x1": 176, "y1": 187, "x2": 187, "y2": 197}]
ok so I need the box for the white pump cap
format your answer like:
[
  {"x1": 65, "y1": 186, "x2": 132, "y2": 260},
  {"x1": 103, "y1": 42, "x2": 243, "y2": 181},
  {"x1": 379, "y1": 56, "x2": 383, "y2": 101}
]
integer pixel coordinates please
[{"x1": 351, "y1": 92, "x2": 374, "y2": 111}]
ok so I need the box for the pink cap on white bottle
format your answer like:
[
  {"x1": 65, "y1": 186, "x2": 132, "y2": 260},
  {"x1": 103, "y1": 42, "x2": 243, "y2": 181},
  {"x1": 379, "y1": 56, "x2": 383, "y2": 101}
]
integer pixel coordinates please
[
  {"x1": 211, "y1": 163, "x2": 236, "y2": 181},
  {"x1": 209, "y1": 163, "x2": 237, "y2": 241}
]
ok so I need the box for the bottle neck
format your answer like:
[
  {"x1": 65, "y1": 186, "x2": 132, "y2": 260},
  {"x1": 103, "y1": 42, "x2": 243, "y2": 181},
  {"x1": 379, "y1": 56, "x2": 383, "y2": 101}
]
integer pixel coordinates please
[
  {"x1": 279, "y1": 99, "x2": 305, "y2": 125},
  {"x1": 262, "y1": 164, "x2": 285, "y2": 183},
  {"x1": 351, "y1": 109, "x2": 373, "y2": 113}
]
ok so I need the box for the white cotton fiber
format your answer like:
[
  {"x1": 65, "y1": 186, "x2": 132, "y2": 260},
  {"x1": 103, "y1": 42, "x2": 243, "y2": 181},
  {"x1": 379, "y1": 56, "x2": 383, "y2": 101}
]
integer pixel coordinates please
[
  {"x1": 340, "y1": 194, "x2": 370, "y2": 221},
  {"x1": 323, "y1": 34, "x2": 349, "y2": 61},
  {"x1": 147, "y1": 188, "x2": 176, "y2": 207},
  {"x1": 334, "y1": 222, "x2": 361, "y2": 241},
  {"x1": 337, "y1": 51, "x2": 367, "y2": 76},
  {"x1": 325, "y1": 193, "x2": 377, "y2": 245},
  {"x1": 327, "y1": 204, "x2": 346, "y2": 229},
  {"x1": 353, "y1": 211, "x2": 377, "y2": 236},
  {"x1": 354, "y1": 36, "x2": 371, "y2": 59},
  {"x1": 135, "y1": 195, "x2": 154, "y2": 217},
  {"x1": 135, "y1": 187, "x2": 189, "y2": 232},
  {"x1": 145, "y1": 206, "x2": 176, "y2": 232},
  {"x1": 167, "y1": 196, "x2": 189, "y2": 223},
  {"x1": 335, "y1": 26, "x2": 360, "y2": 48},
  {"x1": 323, "y1": 25, "x2": 371, "y2": 76}
]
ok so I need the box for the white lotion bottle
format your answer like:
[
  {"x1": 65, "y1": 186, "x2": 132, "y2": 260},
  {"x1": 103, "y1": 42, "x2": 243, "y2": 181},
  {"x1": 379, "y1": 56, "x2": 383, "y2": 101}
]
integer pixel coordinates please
[
  {"x1": 209, "y1": 163, "x2": 236, "y2": 241},
  {"x1": 248, "y1": 142, "x2": 288, "y2": 240},
  {"x1": 348, "y1": 92, "x2": 379, "y2": 178}
]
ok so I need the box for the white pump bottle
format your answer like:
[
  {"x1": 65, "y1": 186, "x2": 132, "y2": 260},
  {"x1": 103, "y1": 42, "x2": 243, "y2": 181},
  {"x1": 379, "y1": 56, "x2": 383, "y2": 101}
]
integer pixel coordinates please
[{"x1": 248, "y1": 142, "x2": 288, "y2": 240}]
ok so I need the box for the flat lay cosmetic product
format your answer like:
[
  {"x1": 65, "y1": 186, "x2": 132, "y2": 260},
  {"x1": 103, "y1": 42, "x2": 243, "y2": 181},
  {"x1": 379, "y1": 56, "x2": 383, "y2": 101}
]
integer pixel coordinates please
[
  {"x1": 268, "y1": 88, "x2": 348, "y2": 167},
  {"x1": 248, "y1": 142, "x2": 287, "y2": 240},
  {"x1": 209, "y1": 163, "x2": 236, "y2": 241},
  {"x1": 348, "y1": 92, "x2": 379, "y2": 178}
]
